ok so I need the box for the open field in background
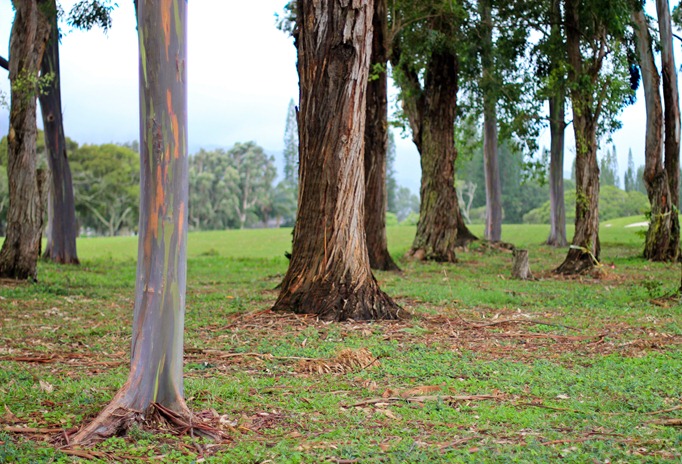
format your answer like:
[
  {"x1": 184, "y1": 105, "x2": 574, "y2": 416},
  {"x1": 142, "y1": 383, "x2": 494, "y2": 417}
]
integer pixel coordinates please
[{"x1": 0, "y1": 218, "x2": 681, "y2": 462}]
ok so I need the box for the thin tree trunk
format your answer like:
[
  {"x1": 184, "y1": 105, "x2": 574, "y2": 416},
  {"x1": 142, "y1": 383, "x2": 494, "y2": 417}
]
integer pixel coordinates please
[
  {"x1": 40, "y1": 1, "x2": 79, "y2": 264},
  {"x1": 0, "y1": 0, "x2": 51, "y2": 281},
  {"x1": 547, "y1": 92, "x2": 568, "y2": 247},
  {"x1": 272, "y1": 0, "x2": 403, "y2": 322},
  {"x1": 481, "y1": 0, "x2": 502, "y2": 242},
  {"x1": 633, "y1": 10, "x2": 680, "y2": 261},
  {"x1": 546, "y1": 0, "x2": 568, "y2": 248},
  {"x1": 656, "y1": 0, "x2": 681, "y2": 212},
  {"x1": 73, "y1": 0, "x2": 189, "y2": 444},
  {"x1": 555, "y1": 0, "x2": 601, "y2": 274},
  {"x1": 364, "y1": 0, "x2": 399, "y2": 272}
]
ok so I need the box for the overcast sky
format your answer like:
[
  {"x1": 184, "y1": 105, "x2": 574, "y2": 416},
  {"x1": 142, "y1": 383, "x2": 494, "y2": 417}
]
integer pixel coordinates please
[{"x1": 0, "y1": 1, "x2": 670, "y2": 194}]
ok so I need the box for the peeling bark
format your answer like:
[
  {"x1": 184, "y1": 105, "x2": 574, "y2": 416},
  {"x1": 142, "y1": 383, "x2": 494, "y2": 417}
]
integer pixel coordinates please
[
  {"x1": 0, "y1": 0, "x2": 51, "y2": 281},
  {"x1": 364, "y1": 0, "x2": 399, "y2": 272},
  {"x1": 73, "y1": 0, "x2": 189, "y2": 444},
  {"x1": 633, "y1": 9, "x2": 680, "y2": 261},
  {"x1": 397, "y1": 46, "x2": 476, "y2": 262},
  {"x1": 40, "y1": 0, "x2": 80, "y2": 265},
  {"x1": 272, "y1": 0, "x2": 403, "y2": 322}
]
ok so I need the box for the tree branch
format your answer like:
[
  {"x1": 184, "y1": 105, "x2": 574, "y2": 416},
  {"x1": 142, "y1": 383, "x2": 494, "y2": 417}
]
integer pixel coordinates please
[{"x1": 0, "y1": 56, "x2": 8, "y2": 71}]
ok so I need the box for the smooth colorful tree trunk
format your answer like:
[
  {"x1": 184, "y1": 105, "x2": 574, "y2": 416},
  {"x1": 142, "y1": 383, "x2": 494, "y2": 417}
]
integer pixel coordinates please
[
  {"x1": 272, "y1": 0, "x2": 402, "y2": 322},
  {"x1": 0, "y1": 0, "x2": 51, "y2": 281},
  {"x1": 555, "y1": 0, "x2": 601, "y2": 274},
  {"x1": 546, "y1": 0, "x2": 568, "y2": 248},
  {"x1": 480, "y1": 0, "x2": 502, "y2": 243},
  {"x1": 364, "y1": 0, "x2": 399, "y2": 272},
  {"x1": 633, "y1": 10, "x2": 680, "y2": 261},
  {"x1": 40, "y1": 0, "x2": 80, "y2": 265},
  {"x1": 73, "y1": 0, "x2": 189, "y2": 444}
]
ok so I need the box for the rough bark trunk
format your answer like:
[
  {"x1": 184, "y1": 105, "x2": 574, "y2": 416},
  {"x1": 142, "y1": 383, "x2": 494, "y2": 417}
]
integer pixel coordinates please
[
  {"x1": 364, "y1": 0, "x2": 399, "y2": 272},
  {"x1": 555, "y1": 0, "x2": 601, "y2": 274},
  {"x1": 511, "y1": 249, "x2": 531, "y2": 280},
  {"x1": 405, "y1": 49, "x2": 476, "y2": 262},
  {"x1": 546, "y1": 0, "x2": 568, "y2": 248},
  {"x1": 272, "y1": 0, "x2": 403, "y2": 322},
  {"x1": 0, "y1": 0, "x2": 51, "y2": 281},
  {"x1": 73, "y1": 0, "x2": 189, "y2": 444},
  {"x1": 480, "y1": 0, "x2": 502, "y2": 243},
  {"x1": 39, "y1": 1, "x2": 80, "y2": 265},
  {"x1": 633, "y1": 10, "x2": 680, "y2": 261},
  {"x1": 656, "y1": 0, "x2": 681, "y2": 212}
]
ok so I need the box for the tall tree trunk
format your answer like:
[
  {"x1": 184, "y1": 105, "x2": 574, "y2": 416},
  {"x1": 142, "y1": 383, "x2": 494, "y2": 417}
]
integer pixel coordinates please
[
  {"x1": 633, "y1": 10, "x2": 680, "y2": 261},
  {"x1": 546, "y1": 92, "x2": 568, "y2": 247},
  {"x1": 272, "y1": 0, "x2": 402, "y2": 322},
  {"x1": 555, "y1": 0, "x2": 601, "y2": 274},
  {"x1": 403, "y1": 49, "x2": 476, "y2": 262},
  {"x1": 40, "y1": 0, "x2": 80, "y2": 264},
  {"x1": 546, "y1": 0, "x2": 568, "y2": 248},
  {"x1": 480, "y1": 0, "x2": 502, "y2": 243},
  {"x1": 364, "y1": 0, "x2": 399, "y2": 272},
  {"x1": 0, "y1": 0, "x2": 51, "y2": 281},
  {"x1": 656, "y1": 0, "x2": 681, "y2": 213},
  {"x1": 73, "y1": 0, "x2": 189, "y2": 444}
]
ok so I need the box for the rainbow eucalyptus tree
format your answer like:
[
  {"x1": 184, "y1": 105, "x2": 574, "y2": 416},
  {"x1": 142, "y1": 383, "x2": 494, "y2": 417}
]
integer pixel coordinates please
[
  {"x1": 0, "y1": 0, "x2": 51, "y2": 280},
  {"x1": 73, "y1": 0, "x2": 189, "y2": 444},
  {"x1": 272, "y1": 0, "x2": 403, "y2": 321},
  {"x1": 555, "y1": 0, "x2": 634, "y2": 275}
]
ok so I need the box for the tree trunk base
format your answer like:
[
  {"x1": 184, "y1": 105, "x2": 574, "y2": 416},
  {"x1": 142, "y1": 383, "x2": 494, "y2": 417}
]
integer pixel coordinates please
[
  {"x1": 456, "y1": 224, "x2": 478, "y2": 247},
  {"x1": 554, "y1": 248, "x2": 598, "y2": 275},
  {"x1": 545, "y1": 235, "x2": 568, "y2": 247},
  {"x1": 71, "y1": 391, "x2": 224, "y2": 446},
  {"x1": 407, "y1": 247, "x2": 457, "y2": 263},
  {"x1": 369, "y1": 249, "x2": 401, "y2": 272},
  {"x1": 42, "y1": 248, "x2": 80, "y2": 265},
  {"x1": 273, "y1": 279, "x2": 406, "y2": 322},
  {"x1": 643, "y1": 212, "x2": 680, "y2": 262}
]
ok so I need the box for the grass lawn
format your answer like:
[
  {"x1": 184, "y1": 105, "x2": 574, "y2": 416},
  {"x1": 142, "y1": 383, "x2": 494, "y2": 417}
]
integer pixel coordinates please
[{"x1": 0, "y1": 219, "x2": 680, "y2": 462}]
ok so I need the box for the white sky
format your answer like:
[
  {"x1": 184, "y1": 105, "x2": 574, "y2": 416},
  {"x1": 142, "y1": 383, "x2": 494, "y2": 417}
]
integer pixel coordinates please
[{"x1": 0, "y1": 0, "x2": 671, "y2": 194}]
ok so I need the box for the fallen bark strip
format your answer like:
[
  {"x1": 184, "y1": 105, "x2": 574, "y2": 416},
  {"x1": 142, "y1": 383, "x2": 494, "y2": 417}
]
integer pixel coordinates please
[
  {"x1": 515, "y1": 403, "x2": 584, "y2": 414},
  {"x1": 350, "y1": 394, "x2": 500, "y2": 408},
  {"x1": 189, "y1": 350, "x2": 317, "y2": 362},
  {"x1": 439, "y1": 436, "x2": 482, "y2": 450},
  {"x1": 461, "y1": 318, "x2": 578, "y2": 332},
  {"x1": 3, "y1": 426, "x2": 78, "y2": 434},
  {"x1": 60, "y1": 448, "x2": 145, "y2": 462},
  {"x1": 648, "y1": 418, "x2": 682, "y2": 426},
  {"x1": 645, "y1": 405, "x2": 682, "y2": 415},
  {"x1": 487, "y1": 332, "x2": 606, "y2": 342}
]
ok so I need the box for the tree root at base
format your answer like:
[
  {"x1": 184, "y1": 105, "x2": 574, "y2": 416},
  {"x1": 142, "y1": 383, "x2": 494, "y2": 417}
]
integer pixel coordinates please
[{"x1": 67, "y1": 401, "x2": 229, "y2": 447}]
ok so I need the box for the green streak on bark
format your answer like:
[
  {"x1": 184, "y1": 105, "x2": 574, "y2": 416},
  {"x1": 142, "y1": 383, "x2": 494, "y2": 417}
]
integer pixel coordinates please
[
  {"x1": 174, "y1": 0, "x2": 182, "y2": 42},
  {"x1": 139, "y1": 30, "x2": 148, "y2": 88},
  {"x1": 153, "y1": 357, "x2": 163, "y2": 402}
]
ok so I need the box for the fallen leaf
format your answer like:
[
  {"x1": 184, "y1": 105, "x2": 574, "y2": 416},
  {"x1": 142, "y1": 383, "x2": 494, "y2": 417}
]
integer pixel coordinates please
[{"x1": 39, "y1": 380, "x2": 53, "y2": 394}]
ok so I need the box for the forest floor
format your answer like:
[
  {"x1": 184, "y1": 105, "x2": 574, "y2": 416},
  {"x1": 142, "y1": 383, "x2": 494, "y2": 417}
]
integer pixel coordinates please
[{"x1": 0, "y1": 221, "x2": 680, "y2": 463}]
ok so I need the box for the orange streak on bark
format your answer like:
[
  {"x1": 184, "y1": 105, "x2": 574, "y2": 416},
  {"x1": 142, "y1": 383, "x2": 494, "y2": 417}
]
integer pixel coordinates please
[
  {"x1": 177, "y1": 202, "x2": 184, "y2": 238},
  {"x1": 161, "y1": 0, "x2": 172, "y2": 60},
  {"x1": 166, "y1": 90, "x2": 180, "y2": 159}
]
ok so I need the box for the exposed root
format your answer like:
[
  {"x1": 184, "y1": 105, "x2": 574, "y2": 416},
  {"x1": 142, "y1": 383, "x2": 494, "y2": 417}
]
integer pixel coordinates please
[
  {"x1": 297, "y1": 348, "x2": 379, "y2": 374},
  {"x1": 554, "y1": 248, "x2": 599, "y2": 275},
  {"x1": 69, "y1": 395, "x2": 228, "y2": 446}
]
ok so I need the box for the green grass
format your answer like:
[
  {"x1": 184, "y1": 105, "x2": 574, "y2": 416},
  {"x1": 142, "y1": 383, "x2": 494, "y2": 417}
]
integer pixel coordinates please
[{"x1": 0, "y1": 223, "x2": 681, "y2": 463}]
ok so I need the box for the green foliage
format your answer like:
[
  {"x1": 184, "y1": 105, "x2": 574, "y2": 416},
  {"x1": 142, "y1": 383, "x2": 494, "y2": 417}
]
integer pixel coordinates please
[
  {"x1": 599, "y1": 146, "x2": 620, "y2": 188},
  {"x1": 70, "y1": 143, "x2": 140, "y2": 236},
  {"x1": 524, "y1": 184, "x2": 649, "y2": 224},
  {"x1": 67, "y1": 0, "x2": 116, "y2": 32},
  {"x1": 623, "y1": 149, "x2": 636, "y2": 192},
  {"x1": 394, "y1": 186, "x2": 419, "y2": 222},
  {"x1": 189, "y1": 142, "x2": 277, "y2": 230}
]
